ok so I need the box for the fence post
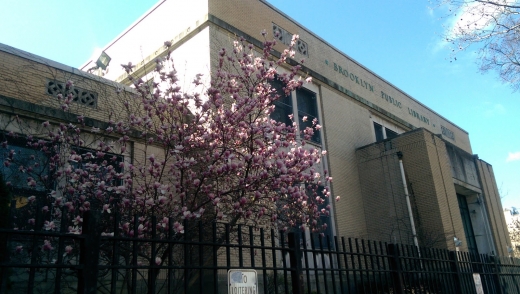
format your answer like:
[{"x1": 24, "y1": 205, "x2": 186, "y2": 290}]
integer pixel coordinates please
[
  {"x1": 448, "y1": 251, "x2": 463, "y2": 293},
  {"x1": 491, "y1": 255, "x2": 504, "y2": 294},
  {"x1": 288, "y1": 231, "x2": 304, "y2": 294},
  {"x1": 27, "y1": 197, "x2": 44, "y2": 294},
  {"x1": 387, "y1": 244, "x2": 404, "y2": 294},
  {"x1": 78, "y1": 211, "x2": 101, "y2": 294},
  {"x1": 148, "y1": 216, "x2": 157, "y2": 294},
  {"x1": 0, "y1": 199, "x2": 16, "y2": 293}
]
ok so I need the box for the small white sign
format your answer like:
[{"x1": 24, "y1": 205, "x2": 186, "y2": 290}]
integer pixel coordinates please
[
  {"x1": 228, "y1": 269, "x2": 258, "y2": 294},
  {"x1": 473, "y1": 273, "x2": 484, "y2": 294}
]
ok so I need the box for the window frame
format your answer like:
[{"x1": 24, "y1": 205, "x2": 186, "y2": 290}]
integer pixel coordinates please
[
  {"x1": 371, "y1": 118, "x2": 402, "y2": 143},
  {"x1": 70, "y1": 145, "x2": 125, "y2": 186},
  {"x1": 296, "y1": 87, "x2": 321, "y2": 144},
  {"x1": 311, "y1": 185, "x2": 333, "y2": 249},
  {"x1": 269, "y1": 77, "x2": 323, "y2": 145},
  {"x1": 0, "y1": 134, "x2": 54, "y2": 198},
  {"x1": 269, "y1": 77, "x2": 294, "y2": 128}
]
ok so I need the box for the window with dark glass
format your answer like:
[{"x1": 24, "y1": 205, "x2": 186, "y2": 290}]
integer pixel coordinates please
[
  {"x1": 311, "y1": 185, "x2": 333, "y2": 248},
  {"x1": 385, "y1": 128, "x2": 398, "y2": 140},
  {"x1": 269, "y1": 79, "x2": 322, "y2": 145},
  {"x1": 296, "y1": 88, "x2": 320, "y2": 144},
  {"x1": 374, "y1": 122, "x2": 384, "y2": 142},
  {"x1": 71, "y1": 146, "x2": 124, "y2": 185},
  {"x1": 269, "y1": 78, "x2": 294, "y2": 127},
  {"x1": 0, "y1": 136, "x2": 51, "y2": 199},
  {"x1": 457, "y1": 194, "x2": 479, "y2": 255}
]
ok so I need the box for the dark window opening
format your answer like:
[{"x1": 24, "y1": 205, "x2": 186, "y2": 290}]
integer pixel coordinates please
[
  {"x1": 269, "y1": 78, "x2": 294, "y2": 127},
  {"x1": 457, "y1": 193, "x2": 479, "y2": 255},
  {"x1": 269, "y1": 78, "x2": 321, "y2": 145},
  {"x1": 311, "y1": 185, "x2": 333, "y2": 248},
  {"x1": 385, "y1": 128, "x2": 398, "y2": 140},
  {"x1": 374, "y1": 122, "x2": 384, "y2": 142},
  {"x1": 296, "y1": 88, "x2": 320, "y2": 144},
  {"x1": 0, "y1": 135, "x2": 52, "y2": 199},
  {"x1": 0, "y1": 135, "x2": 56, "y2": 230},
  {"x1": 71, "y1": 146, "x2": 124, "y2": 186}
]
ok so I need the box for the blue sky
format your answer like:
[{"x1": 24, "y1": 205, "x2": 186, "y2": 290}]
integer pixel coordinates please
[{"x1": 1, "y1": 0, "x2": 518, "y2": 209}]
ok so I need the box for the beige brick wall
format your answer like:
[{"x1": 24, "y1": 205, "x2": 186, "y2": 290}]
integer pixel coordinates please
[
  {"x1": 477, "y1": 160, "x2": 512, "y2": 256},
  {"x1": 77, "y1": 0, "x2": 494, "y2": 246},
  {"x1": 206, "y1": 23, "x2": 494, "y2": 250},
  {"x1": 204, "y1": 0, "x2": 501, "y2": 248},
  {"x1": 356, "y1": 144, "x2": 413, "y2": 244},
  {"x1": 208, "y1": 0, "x2": 472, "y2": 153},
  {"x1": 320, "y1": 86, "x2": 374, "y2": 239},
  {"x1": 356, "y1": 129, "x2": 468, "y2": 250},
  {"x1": 0, "y1": 47, "x2": 157, "y2": 192},
  {"x1": 0, "y1": 49, "x2": 135, "y2": 125}
]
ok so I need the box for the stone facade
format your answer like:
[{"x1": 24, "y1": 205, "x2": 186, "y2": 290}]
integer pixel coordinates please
[
  {"x1": 356, "y1": 128, "x2": 511, "y2": 255},
  {"x1": 0, "y1": 43, "x2": 151, "y2": 203},
  {"x1": 2, "y1": 0, "x2": 511, "y2": 256}
]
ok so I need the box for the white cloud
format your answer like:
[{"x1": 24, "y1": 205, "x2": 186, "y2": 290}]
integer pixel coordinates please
[
  {"x1": 432, "y1": 38, "x2": 450, "y2": 54},
  {"x1": 484, "y1": 103, "x2": 506, "y2": 117},
  {"x1": 448, "y1": 2, "x2": 502, "y2": 37},
  {"x1": 427, "y1": 6, "x2": 435, "y2": 18},
  {"x1": 446, "y1": 0, "x2": 516, "y2": 40},
  {"x1": 506, "y1": 151, "x2": 520, "y2": 162}
]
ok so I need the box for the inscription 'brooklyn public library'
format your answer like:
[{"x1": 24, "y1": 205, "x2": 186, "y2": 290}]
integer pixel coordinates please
[
  {"x1": 330, "y1": 61, "x2": 374, "y2": 92},
  {"x1": 326, "y1": 60, "x2": 458, "y2": 136}
]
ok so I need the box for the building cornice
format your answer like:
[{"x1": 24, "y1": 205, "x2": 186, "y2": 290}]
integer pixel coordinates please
[{"x1": 0, "y1": 43, "x2": 135, "y2": 94}]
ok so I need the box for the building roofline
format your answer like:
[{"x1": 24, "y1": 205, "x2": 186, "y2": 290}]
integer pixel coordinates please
[
  {"x1": 74, "y1": 0, "x2": 468, "y2": 135},
  {"x1": 0, "y1": 43, "x2": 134, "y2": 92},
  {"x1": 79, "y1": 0, "x2": 169, "y2": 71},
  {"x1": 258, "y1": 0, "x2": 468, "y2": 135}
]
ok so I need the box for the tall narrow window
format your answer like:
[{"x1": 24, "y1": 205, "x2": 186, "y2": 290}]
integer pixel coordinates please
[
  {"x1": 296, "y1": 88, "x2": 320, "y2": 144},
  {"x1": 457, "y1": 194, "x2": 479, "y2": 255},
  {"x1": 374, "y1": 122, "x2": 384, "y2": 142},
  {"x1": 312, "y1": 186, "x2": 333, "y2": 248},
  {"x1": 269, "y1": 79, "x2": 322, "y2": 145},
  {"x1": 269, "y1": 78, "x2": 293, "y2": 127}
]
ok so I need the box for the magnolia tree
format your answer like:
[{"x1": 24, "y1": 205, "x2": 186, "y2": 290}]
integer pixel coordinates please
[
  {"x1": 115, "y1": 34, "x2": 333, "y2": 234},
  {"x1": 510, "y1": 221, "x2": 520, "y2": 254},
  {"x1": 1, "y1": 34, "x2": 334, "y2": 291},
  {"x1": 434, "y1": 0, "x2": 520, "y2": 90},
  {"x1": 507, "y1": 207, "x2": 520, "y2": 255}
]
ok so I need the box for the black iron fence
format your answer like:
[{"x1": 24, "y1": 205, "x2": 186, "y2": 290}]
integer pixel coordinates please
[{"x1": 1, "y1": 210, "x2": 519, "y2": 294}]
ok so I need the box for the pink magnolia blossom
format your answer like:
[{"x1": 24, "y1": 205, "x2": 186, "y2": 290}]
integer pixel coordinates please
[
  {"x1": 42, "y1": 240, "x2": 53, "y2": 251},
  {"x1": 44, "y1": 221, "x2": 55, "y2": 231},
  {"x1": 103, "y1": 204, "x2": 111, "y2": 213},
  {"x1": 64, "y1": 245, "x2": 73, "y2": 256}
]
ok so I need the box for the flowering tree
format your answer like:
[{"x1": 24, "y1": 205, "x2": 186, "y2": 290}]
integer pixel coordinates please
[
  {"x1": 1, "y1": 33, "x2": 334, "y2": 291},
  {"x1": 434, "y1": 0, "x2": 520, "y2": 90},
  {"x1": 507, "y1": 207, "x2": 520, "y2": 255}
]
